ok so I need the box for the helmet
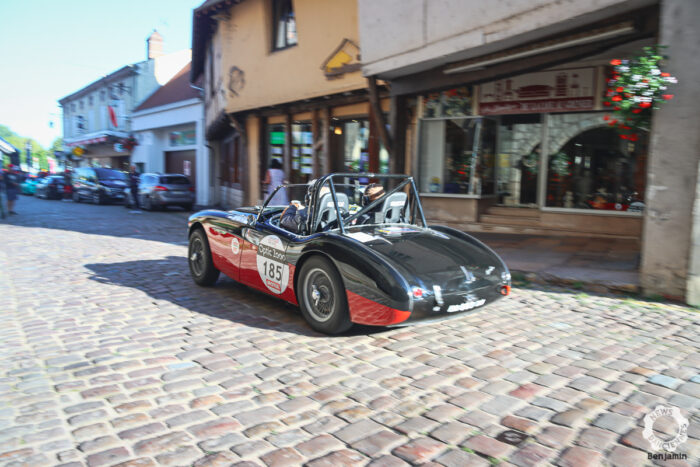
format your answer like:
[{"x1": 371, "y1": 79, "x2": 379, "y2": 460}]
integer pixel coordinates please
[{"x1": 362, "y1": 183, "x2": 385, "y2": 207}]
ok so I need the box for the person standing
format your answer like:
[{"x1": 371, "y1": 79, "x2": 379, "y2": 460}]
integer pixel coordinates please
[
  {"x1": 262, "y1": 159, "x2": 288, "y2": 205},
  {"x1": 4, "y1": 164, "x2": 21, "y2": 215},
  {"x1": 128, "y1": 165, "x2": 140, "y2": 209}
]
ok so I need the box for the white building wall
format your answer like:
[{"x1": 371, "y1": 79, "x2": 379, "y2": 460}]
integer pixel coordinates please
[
  {"x1": 359, "y1": 0, "x2": 656, "y2": 78},
  {"x1": 131, "y1": 98, "x2": 210, "y2": 206}
]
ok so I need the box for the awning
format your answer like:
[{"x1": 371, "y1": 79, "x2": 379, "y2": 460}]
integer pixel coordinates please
[
  {"x1": 65, "y1": 136, "x2": 108, "y2": 147},
  {"x1": 0, "y1": 136, "x2": 18, "y2": 155}
]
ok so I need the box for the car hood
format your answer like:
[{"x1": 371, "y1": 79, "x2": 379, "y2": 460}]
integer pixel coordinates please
[{"x1": 343, "y1": 225, "x2": 507, "y2": 292}]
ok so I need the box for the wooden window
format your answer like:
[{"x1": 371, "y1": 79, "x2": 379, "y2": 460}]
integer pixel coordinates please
[{"x1": 272, "y1": 0, "x2": 297, "y2": 51}]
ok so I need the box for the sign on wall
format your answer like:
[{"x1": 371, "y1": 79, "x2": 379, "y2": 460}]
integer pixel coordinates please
[{"x1": 479, "y1": 68, "x2": 597, "y2": 115}]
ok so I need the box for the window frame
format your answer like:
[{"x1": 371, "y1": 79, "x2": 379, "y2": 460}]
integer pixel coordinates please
[{"x1": 271, "y1": 0, "x2": 298, "y2": 52}]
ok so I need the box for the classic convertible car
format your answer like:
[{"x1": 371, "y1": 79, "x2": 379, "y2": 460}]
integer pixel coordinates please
[{"x1": 187, "y1": 173, "x2": 510, "y2": 334}]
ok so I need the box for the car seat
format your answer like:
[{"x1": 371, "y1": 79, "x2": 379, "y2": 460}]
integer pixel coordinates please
[
  {"x1": 381, "y1": 192, "x2": 407, "y2": 223},
  {"x1": 314, "y1": 192, "x2": 349, "y2": 232}
]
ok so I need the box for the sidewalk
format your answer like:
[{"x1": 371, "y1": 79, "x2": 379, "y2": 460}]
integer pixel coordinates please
[{"x1": 471, "y1": 232, "x2": 641, "y2": 294}]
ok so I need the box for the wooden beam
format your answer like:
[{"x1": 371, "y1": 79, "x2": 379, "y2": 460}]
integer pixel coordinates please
[
  {"x1": 389, "y1": 95, "x2": 407, "y2": 174},
  {"x1": 321, "y1": 107, "x2": 330, "y2": 175},
  {"x1": 367, "y1": 76, "x2": 392, "y2": 157},
  {"x1": 283, "y1": 114, "x2": 292, "y2": 180},
  {"x1": 311, "y1": 109, "x2": 320, "y2": 178}
]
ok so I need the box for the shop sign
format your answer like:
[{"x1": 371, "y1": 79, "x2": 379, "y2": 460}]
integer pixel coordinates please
[
  {"x1": 423, "y1": 87, "x2": 472, "y2": 118},
  {"x1": 169, "y1": 129, "x2": 196, "y2": 146},
  {"x1": 270, "y1": 131, "x2": 285, "y2": 145},
  {"x1": 479, "y1": 68, "x2": 596, "y2": 115}
]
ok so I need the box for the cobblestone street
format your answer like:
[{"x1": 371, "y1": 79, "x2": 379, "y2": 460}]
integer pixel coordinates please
[{"x1": 0, "y1": 196, "x2": 698, "y2": 467}]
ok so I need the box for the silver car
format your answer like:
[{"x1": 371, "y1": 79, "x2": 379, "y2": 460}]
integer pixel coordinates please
[{"x1": 128, "y1": 173, "x2": 195, "y2": 211}]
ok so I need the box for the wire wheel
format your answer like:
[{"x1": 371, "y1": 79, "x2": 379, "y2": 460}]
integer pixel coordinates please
[
  {"x1": 303, "y1": 268, "x2": 335, "y2": 323},
  {"x1": 298, "y1": 256, "x2": 351, "y2": 334}
]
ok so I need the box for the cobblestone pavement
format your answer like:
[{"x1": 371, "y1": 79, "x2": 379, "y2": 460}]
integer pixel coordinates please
[{"x1": 0, "y1": 196, "x2": 698, "y2": 467}]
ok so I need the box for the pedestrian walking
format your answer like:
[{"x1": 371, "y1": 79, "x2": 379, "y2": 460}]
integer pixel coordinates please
[
  {"x1": 262, "y1": 158, "x2": 288, "y2": 205},
  {"x1": 3, "y1": 164, "x2": 21, "y2": 215},
  {"x1": 128, "y1": 165, "x2": 140, "y2": 209},
  {"x1": 0, "y1": 166, "x2": 6, "y2": 219}
]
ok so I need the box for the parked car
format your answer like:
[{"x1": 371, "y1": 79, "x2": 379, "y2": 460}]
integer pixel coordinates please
[
  {"x1": 133, "y1": 173, "x2": 195, "y2": 211},
  {"x1": 35, "y1": 175, "x2": 66, "y2": 200},
  {"x1": 72, "y1": 167, "x2": 128, "y2": 204},
  {"x1": 20, "y1": 176, "x2": 39, "y2": 195},
  {"x1": 186, "y1": 173, "x2": 511, "y2": 334}
]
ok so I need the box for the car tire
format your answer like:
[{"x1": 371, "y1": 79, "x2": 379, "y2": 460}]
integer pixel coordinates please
[
  {"x1": 298, "y1": 256, "x2": 352, "y2": 335},
  {"x1": 92, "y1": 192, "x2": 103, "y2": 205},
  {"x1": 144, "y1": 196, "x2": 152, "y2": 211},
  {"x1": 73, "y1": 191, "x2": 80, "y2": 203},
  {"x1": 188, "y1": 228, "x2": 220, "y2": 286}
]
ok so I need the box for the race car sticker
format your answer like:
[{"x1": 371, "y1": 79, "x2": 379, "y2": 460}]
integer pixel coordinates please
[
  {"x1": 377, "y1": 226, "x2": 421, "y2": 235},
  {"x1": 230, "y1": 237, "x2": 240, "y2": 255},
  {"x1": 256, "y1": 235, "x2": 289, "y2": 294},
  {"x1": 346, "y1": 232, "x2": 377, "y2": 243}
]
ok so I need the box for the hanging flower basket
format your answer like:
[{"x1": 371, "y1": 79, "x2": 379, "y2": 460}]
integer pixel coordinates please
[
  {"x1": 603, "y1": 46, "x2": 678, "y2": 140},
  {"x1": 121, "y1": 135, "x2": 139, "y2": 151}
]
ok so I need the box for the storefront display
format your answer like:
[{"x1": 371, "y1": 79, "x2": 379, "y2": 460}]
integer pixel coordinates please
[
  {"x1": 419, "y1": 116, "x2": 496, "y2": 195},
  {"x1": 267, "y1": 123, "x2": 313, "y2": 183}
]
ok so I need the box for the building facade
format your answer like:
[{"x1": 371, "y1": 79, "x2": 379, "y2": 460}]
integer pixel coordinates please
[
  {"x1": 191, "y1": 0, "x2": 391, "y2": 208},
  {"x1": 358, "y1": 0, "x2": 700, "y2": 303},
  {"x1": 59, "y1": 32, "x2": 191, "y2": 170},
  {"x1": 130, "y1": 63, "x2": 210, "y2": 206}
]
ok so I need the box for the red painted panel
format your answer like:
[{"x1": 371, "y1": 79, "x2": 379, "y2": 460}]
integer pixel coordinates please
[
  {"x1": 346, "y1": 290, "x2": 411, "y2": 326},
  {"x1": 238, "y1": 238, "x2": 298, "y2": 305},
  {"x1": 205, "y1": 224, "x2": 241, "y2": 281}
]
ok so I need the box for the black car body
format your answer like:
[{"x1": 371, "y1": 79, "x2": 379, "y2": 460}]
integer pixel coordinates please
[
  {"x1": 72, "y1": 167, "x2": 128, "y2": 204},
  {"x1": 187, "y1": 173, "x2": 511, "y2": 334},
  {"x1": 35, "y1": 175, "x2": 66, "y2": 200}
]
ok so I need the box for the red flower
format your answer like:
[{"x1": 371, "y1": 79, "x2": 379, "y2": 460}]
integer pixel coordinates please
[
  {"x1": 632, "y1": 109, "x2": 642, "y2": 114},
  {"x1": 620, "y1": 134, "x2": 629, "y2": 140},
  {"x1": 604, "y1": 101, "x2": 611, "y2": 106},
  {"x1": 603, "y1": 115, "x2": 610, "y2": 121},
  {"x1": 662, "y1": 94, "x2": 674, "y2": 100},
  {"x1": 608, "y1": 119, "x2": 618, "y2": 126},
  {"x1": 621, "y1": 125, "x2": 631, "y2": 130},
  {"x1": 630, "y1": 134, "x2": 639, "y2": 141},
  {"x1": 639, "y1": 102, "x2": 652, "y2": 108},
  {"x1": 661, "y1": 72, "x2": 670, "y2": 77},
  {"x1": 613, "y1": 106, "x2": 621, "y2": 111},
  {"x1": 611, "y1": 96, "x2": 622, "y2": 102},
  {"x1": 616, "y1": 87, "x2": 624, "y2": 92},
  {"x1": 610, "y1": 59, "x2": 622, "y2": 66}
]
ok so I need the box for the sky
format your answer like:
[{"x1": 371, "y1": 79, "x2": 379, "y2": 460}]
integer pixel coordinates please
[{"x1": 0, "y1": 0, "x2": 204, "y2": 148}]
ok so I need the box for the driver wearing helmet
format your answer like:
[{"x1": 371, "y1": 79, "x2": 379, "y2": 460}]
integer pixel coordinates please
[{"x1": 356, "y1": 183, "x2": 386, "y2": 225}]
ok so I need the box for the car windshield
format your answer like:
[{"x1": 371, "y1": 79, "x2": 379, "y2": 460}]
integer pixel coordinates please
[
  {"x1": 264, "y1": 174, "x2": 425, "y2": 235},
  {"x1": 94, "y1": 168, "x2": 127, "y2": 181},
  {"x1": 160, "y1": 176, "x2": 189, "y2": 185}
]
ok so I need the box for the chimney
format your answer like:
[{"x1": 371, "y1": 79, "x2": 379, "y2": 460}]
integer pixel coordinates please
[{"x1": 146, "y1": 30, "x2": 164, "y2": 59}]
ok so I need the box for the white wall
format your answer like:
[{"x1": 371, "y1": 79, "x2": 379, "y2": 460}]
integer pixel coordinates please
[
  {"x1": 359, "y1": 0, "x2": 656, "y2": 78},
  {"x1": 131, "y1": 98, "x2": 210, "y2": 205}
]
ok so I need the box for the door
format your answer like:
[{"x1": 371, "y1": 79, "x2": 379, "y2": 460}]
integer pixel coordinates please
[
  {"x1": 205, "y1": 218, "x2": 243, "y2": 282},
  {"x1": 165, "y1": 151, "x2": 196, "y2": 187}
]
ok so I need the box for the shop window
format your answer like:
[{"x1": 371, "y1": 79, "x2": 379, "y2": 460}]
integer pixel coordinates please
[
  {"x1": 419, "y1": 117, "x2": 496, "y2": 195},
  {"x1": 267, "y1": 123, "x2": 313, "y2": 184},
  {"x1": 339, "y1": 120, "x2": 388, "y2": 175},
  {"x1": 496, "y1": 114, "x2": 542, "y2": 206},
  {"x1": 545, "y1": 113, "x2": 647, "y2": 212},
  {"x1": 272, "y1": 0, "x2": 297, "y2": 51}
]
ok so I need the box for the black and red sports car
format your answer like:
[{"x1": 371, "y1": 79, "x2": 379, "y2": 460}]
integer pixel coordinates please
[{"x1": 187, "y1": 173, "x2": 510, "y2": 334}]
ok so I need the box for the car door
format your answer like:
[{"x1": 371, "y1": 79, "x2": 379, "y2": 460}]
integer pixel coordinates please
[
  {"x1": 205, "y1": 213, "x2": 251, "y2": 281},
  {"x1": 238, "y1": 220, "x2": 298, "y2": 304}
]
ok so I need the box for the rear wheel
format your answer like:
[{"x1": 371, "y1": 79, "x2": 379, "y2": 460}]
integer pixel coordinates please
[
  {"x1": 188, "y1": 229, "x2": 219, "y2": 286},
  {"x1": 73, "y1": 190, "x2": 80, "y2": 202},
  {"x1": 144, "y1": 196, "x2": 152, "y2": 211},
  {"x1": 298, "y1": 256, "x2": 352, "y2": 335}
]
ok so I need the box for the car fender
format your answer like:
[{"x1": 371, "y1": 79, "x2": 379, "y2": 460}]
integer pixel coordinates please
[{"x1": 293, "y1": 234, "x2": 413, "y2": 326}]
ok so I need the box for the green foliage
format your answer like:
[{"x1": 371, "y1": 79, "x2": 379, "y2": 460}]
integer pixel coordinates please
[
  {"x1": 603, "y1": 46, "x2": 678, "y2": 140},
  {"x1": 0, "y1": 124, "x2": 51, "y2": 170}
]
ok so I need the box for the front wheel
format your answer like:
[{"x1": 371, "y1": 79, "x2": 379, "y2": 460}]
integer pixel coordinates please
[
  {"x1": 298, "y1": 256, "x2": 352, "y2": 335},
  {"x1": 188, "y1": 229, "x2": 220, "y2": 286},
  {"x1": 73, "y1": 190, "x2": 80, "y2": 203}
]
